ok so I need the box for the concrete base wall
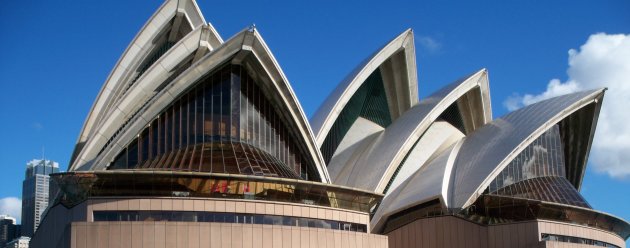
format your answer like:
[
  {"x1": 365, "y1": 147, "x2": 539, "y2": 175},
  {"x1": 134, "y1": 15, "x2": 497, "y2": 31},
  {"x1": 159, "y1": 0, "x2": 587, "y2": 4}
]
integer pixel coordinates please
[
  {"x1": 385, "y1": 216, "x2": 625, "y2": 248},
  {"x1": 70, "y1": 221, "x2": 387, "y2": 248},
  {"x1": 31, "y1": 197, "x2": 388, "y2": 248},
  {"x1": 29, "y1": 201, "x2": 87, "y2": 248}
]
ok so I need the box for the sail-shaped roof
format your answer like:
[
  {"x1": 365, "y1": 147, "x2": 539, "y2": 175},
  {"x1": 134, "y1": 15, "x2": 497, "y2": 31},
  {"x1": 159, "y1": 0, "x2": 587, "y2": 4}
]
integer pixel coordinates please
[
  {"x1": 450, "y1": 89, "x2": 605, "y2": 208},
  {"x1": 71, "y1": 24, "x2": 331, "y2": 182},
  {"x1": 330, "y1": 69, "x2": 491, "y2": 193},
  {"x1": 70, "y1": 0, "x2": 222, "y2": 168},
  {"x1": 311, "y1": 30, "x2": 418, "y2": 167}
]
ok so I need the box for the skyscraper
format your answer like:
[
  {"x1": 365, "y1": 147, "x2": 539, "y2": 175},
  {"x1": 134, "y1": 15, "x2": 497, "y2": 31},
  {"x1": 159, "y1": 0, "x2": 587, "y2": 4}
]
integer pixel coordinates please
[
  {"x1": 20, "y1": 159, "x2": 58, "y2": 237},
  {"x1": 0, "y1": 215, "x2": 19, "y2": 248}
]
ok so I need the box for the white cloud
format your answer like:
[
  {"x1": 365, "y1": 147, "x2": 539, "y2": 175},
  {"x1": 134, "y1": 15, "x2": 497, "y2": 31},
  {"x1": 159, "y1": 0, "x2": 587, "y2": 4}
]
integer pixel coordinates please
[
  {"x1": 417, "y1": 36, "x2": 441, "y2": 52},
  {"x1": 504, "y1": 79, "x2": 581, "y2": 111},
  {"x1": 0, "y1": 197, "x2": 21, "y2": 223},
  {"x1": 503, "y1": 33, "x2": 630, "y2": 178}
]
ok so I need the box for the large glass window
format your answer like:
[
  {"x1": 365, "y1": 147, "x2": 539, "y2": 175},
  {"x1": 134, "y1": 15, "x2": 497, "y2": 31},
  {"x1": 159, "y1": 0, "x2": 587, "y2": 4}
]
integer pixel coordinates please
[
  {"x1": 486, "y1": 125, "x2": 590, "y2": 208},
  {"x1": 541, "y1": 233, "x2": 619, "y2": 248},
  {"x1": 93, "y1": 210, "x2": 367, "y2": 233},
  {"x1": 109, "y1": 64, "x2": 319, "y2": 181}
]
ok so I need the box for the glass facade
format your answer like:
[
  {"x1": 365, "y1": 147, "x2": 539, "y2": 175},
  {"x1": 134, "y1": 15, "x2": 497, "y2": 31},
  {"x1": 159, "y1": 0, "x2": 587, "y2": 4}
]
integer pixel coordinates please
[
  {"x1": 378, "y1": 192, "x2": 630, "y2": 240},
  {"x1": 93, "y1": 211, "x2": 367, "y2": 233},
  {"x1": 470, "y1": 194, "x2": 630, "y2": 240},
  {"x1": 320, "y1": 69, "x2": 392, "y2": 164},
  {"x1": 21, "y1": 159, "x2": 59, "y2": 237},
  {"x1": 491, "y1": 176, "x2": 589, "y2": 208},
  {"x1": 486, "y1": 125, "x2": 590, "y2": 208},
  {"x1": 109, "y1": 64, "x2": 319, "y2": 181},
  {"x1": 51, "y1": 171, "x2": 382, "y2": 213},
  {"x1": 0, "y1": 217, "x2": 19, "y2": 247},
  {"x1": 541, "y1": 233, "x2": 620, "y2": 248}
]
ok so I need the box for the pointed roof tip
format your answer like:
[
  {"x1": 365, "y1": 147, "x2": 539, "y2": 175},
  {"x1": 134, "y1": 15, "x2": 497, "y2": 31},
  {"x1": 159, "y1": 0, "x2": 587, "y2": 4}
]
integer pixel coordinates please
[
  {"x1": 478, "y1": 68, "x2": 489, "y2": 77},
  {"x1": 311, "y1": 25, "x2": 419, "y2": 143},
  {"x1": 248, "y1": 23, "x2": 257, "y2": 32},
  {"x1": 398, "y1": 28, "x2": 414, "y2": 41},
  {"x1": 459, "y1": 68, "x2": 488, "y2": 82},
  {"x1": 455, "y1": 68, "x2": 487, "y2": 82}
]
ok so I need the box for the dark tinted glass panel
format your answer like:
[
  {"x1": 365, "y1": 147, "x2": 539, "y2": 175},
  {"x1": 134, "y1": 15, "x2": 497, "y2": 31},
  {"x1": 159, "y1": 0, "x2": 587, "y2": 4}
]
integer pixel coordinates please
[
  {"x1": 93, "y1": 211, "x2": 368, "y2": 233},
  {"x1": 438, "y1": 102, "x2": 466, "y2": 134},
  {"x1": 173, "y1": 101, "x2": 181, "y2": 150},
  {"x1": 110, "y1": 148, "x2": 127, "y2": 170},
  {"x1": 151, "y1": 119, "x2": 158, "y2": 159},
  {"x1": 140, "y1": 129, "x2": 149, "y2": 164},
  {"x1": 541, "y1": 234, "x2": 619, "y2": 248},
  {"x1": 320, "y1": 69, "x2": 392, "y2": 165},
  {"x1": 128, "y1": 139, "x2": 138, "y2": 168}
]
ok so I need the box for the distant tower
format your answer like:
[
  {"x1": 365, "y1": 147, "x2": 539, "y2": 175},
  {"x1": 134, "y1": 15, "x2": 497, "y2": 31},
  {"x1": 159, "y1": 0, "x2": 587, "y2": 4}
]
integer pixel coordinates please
[
  {"x1": 0, "y1": 215, "x2": 19, "y2": 247},
  {"x1": 20, "y1": 159, "x2": 59, "y2": 237}
]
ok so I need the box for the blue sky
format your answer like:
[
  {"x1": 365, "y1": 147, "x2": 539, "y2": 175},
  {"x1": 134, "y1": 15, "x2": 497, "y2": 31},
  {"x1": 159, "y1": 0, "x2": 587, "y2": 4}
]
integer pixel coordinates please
[{"x1": 0, "y1": 0, "x2": 629, "y2": 242}]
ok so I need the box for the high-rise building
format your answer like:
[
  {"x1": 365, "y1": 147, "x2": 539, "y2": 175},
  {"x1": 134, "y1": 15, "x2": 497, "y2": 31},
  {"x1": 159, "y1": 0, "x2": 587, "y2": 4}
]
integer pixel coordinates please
[
  {"x1": 29, "y1": 0, "x2": 629, "y2": 247},
  {"x1": 21, "y1": 159, "x2": 59, "y2": 237},
  {"x1": 0, "y1": 215, "x2": 19, "y2": 248}
]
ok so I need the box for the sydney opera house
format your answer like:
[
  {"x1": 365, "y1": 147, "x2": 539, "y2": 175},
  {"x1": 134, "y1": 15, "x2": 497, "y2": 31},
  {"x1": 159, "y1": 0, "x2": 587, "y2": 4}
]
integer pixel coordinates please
[{"x1": 31, "y1": 0, "x2": 629, "y2": 247}]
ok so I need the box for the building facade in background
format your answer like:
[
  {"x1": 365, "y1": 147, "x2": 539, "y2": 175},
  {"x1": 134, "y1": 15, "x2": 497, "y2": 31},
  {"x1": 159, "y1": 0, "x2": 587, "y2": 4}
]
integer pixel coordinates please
[
  {"x1": 5, "y1": 236, "x2": 30, "y2": 248},
  {"x1": 21, "y1": 159, "x2": 59, "y2": 237},
  {"x1": 29, "y1": 0, "x2": 629, "y2": 247},
  {"x1": 0, "y1": 215, "x2": 20, "y2": 248}
]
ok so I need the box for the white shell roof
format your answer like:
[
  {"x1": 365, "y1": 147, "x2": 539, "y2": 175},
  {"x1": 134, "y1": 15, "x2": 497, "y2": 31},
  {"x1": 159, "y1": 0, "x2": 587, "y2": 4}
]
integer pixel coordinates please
[
  {"x1": 370, "y1": 140, "x2": 463, "y2": 232},
  {"x1": 70, "y1": 24, "x2": 218, "y2": 171},
  {"x1": 332, "y1": 69, "x2": 491, "y2": 193},
  {"x1": 449, "y1": 89, "x2": 605, "y2": 208},
  {"x1": 370, "y1": 89, "x2": 605, "y2": 232},
  {"x1": 310, "y1": 29, "x2": 418, "y2": 146},
  {"x1": 71, "y1": 0, "x2": 220, "y2": 168},
  {"x1": 73, "y1": 25, "x2": 331, "y2": 182}
]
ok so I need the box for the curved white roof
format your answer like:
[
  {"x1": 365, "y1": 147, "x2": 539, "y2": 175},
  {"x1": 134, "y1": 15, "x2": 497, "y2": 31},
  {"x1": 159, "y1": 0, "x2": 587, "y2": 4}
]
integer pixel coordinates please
[
  {"x1": 449, "y1": 89, "x2": 605, "y2": 208},
  {"x1": 76, "y1": 27, "x2": 331, "y2": 182},
  {"x1": 71, "y1": 0, "x2": 221, "y2": 167},
  {"x1": 310, "y1": 29, "x2": 418, "y2": 146},
  {"x1": 70, "y1": 24, "x2": 218, "y2": 171},
  {"x1": 370, "y1": 140, "x2": 464, "y2": 232},
  {"x1": 332, "y1": 69, "x2": 492, "y2": 192}
]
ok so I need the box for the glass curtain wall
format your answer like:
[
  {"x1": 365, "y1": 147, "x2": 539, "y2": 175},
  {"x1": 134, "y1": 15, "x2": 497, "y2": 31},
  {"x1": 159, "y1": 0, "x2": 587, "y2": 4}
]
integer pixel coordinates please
[
  {"x1": 320, "y1": 69, "x2": 392, "y2": 164},
  {"x1": 93, "y1": 211, "x2": 368, "y2": 233},
  {"x1": 486, "y1": 124, "x2": 590, "y2": 208},
  {"x1": 109, "y1": 64, "x2": 319, "y2": 181}
]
